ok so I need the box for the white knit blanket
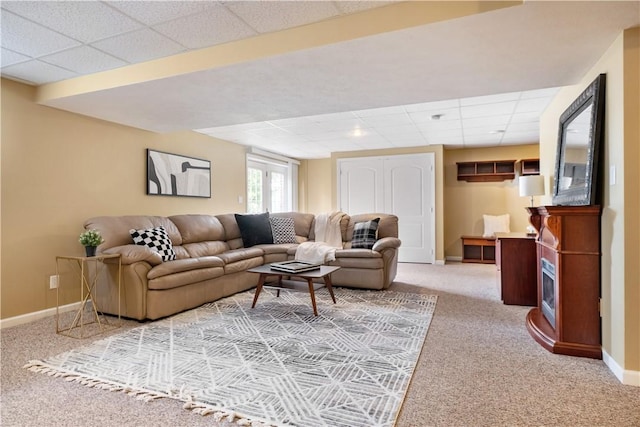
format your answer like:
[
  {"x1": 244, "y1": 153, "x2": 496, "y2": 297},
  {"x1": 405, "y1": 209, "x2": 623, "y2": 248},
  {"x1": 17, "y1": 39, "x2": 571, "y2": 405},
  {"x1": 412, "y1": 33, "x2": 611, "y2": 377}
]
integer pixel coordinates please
[
  {"x1": 295, "y1": 212, "x2": 346, "y2": 263},
  {"x1": 295, "y1": 242, "x2": 337, "y2": 264}
]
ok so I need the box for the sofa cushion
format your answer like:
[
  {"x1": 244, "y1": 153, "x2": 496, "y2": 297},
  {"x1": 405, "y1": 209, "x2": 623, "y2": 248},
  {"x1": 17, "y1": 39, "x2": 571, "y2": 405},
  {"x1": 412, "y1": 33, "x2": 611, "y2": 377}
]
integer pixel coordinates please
[
  {"x1": 147, "y1": 256, "x2": 225, "y2": 280},
  {"x1": 270, "y1": 216, "x2": 297, "y2": 244},
  {"x1": 169, "y1": 214, "x2": 225, "y2": 243},
  {"x1": 235, "y1": 212, "x2": 273, "y2": 247},
  {"x1": 351, "y1": 218, "x2": 380, "y2": 249},
  {"x1": 129, "y1": 226, "x2": 176, "y2": 261},
  {"x1": 216, "y1": 247, "x2": 264, "y2": 264}
]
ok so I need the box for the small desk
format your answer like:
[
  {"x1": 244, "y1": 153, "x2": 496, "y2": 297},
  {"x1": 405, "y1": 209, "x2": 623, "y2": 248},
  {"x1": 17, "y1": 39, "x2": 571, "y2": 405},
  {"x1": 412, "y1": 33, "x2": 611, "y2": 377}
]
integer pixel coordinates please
[
  {"x1": 55, "y1": 254, "x2": 121, "y2": 338},
  {"x1": 247, "y1": 264, "x2": 340, "y2": 316},
  {"x1": 495, "y1": 233, "x2": 537, "y2": 306}
]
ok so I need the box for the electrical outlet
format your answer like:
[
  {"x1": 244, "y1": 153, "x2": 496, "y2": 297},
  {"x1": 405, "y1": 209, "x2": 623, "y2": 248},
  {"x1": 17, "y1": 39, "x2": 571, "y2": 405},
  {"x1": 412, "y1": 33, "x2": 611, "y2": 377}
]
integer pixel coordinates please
[{"x1": 49, "y1": 275, "x2": 59, "y2": 289}]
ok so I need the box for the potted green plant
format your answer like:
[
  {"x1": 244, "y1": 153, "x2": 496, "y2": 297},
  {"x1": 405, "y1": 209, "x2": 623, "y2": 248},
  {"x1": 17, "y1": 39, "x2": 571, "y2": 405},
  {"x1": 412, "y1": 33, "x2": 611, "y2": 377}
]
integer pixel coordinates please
[{"x1": 79, "y1": 229, "x2": 104, "y2": 257}]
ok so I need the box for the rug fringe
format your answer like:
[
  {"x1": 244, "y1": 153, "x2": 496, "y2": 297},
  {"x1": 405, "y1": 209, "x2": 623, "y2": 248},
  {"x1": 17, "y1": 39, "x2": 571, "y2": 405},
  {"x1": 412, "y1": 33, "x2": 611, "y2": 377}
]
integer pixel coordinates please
[{"x1": 25, "y1": 360, "x2": 281, "y2": 427}]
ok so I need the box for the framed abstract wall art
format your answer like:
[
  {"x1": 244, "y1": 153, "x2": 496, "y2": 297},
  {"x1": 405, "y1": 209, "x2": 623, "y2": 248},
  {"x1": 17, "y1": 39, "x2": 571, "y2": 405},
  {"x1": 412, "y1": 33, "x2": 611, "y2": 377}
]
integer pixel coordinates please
[{"x1": 146, "y1": 149, "x2": 211, "y2": 198}]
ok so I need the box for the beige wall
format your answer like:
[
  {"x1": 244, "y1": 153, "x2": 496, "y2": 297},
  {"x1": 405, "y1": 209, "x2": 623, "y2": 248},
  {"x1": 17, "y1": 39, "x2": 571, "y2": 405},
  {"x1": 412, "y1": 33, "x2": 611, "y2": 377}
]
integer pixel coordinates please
[
  {"x1": 539, "y1": 28, "x2": 640, "y2": 376},
  {"x1": 443, "y1": 145, "x2": 540, "y2": 258},
  {"x1": 1, "y1": 78, "x2": 247, "y2": 319},
  {"x1": 298, "y1": 158, "x2": 333, "y2": 214}
]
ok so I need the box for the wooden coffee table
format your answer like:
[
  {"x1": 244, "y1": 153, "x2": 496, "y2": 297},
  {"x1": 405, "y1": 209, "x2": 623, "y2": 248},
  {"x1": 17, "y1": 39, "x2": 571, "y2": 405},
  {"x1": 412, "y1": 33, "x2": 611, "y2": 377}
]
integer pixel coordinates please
[{"x1": 247, "y1": 264, "x2": 340, "y2": 316}]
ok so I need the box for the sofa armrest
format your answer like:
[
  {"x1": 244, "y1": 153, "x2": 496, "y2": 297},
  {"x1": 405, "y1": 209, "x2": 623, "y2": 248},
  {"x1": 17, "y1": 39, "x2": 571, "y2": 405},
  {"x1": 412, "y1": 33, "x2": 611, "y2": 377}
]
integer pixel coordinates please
[
  {"x1": 372, "y1": 237, "x2": 401, "y2": 252},
  {"x1": 102, "y1": 244, "x2": 163, "y2": 266}
]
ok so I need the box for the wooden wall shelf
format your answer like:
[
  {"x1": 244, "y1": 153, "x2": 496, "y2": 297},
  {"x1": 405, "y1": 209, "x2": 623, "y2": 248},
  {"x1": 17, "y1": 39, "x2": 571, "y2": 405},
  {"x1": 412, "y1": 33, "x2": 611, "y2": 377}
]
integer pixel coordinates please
[
  {"x1": 520, "y1": 158, "x2": 540, "y2": 176},
  {"x1": 457, "y1": 160, "x2": 516, "y2": 182}
]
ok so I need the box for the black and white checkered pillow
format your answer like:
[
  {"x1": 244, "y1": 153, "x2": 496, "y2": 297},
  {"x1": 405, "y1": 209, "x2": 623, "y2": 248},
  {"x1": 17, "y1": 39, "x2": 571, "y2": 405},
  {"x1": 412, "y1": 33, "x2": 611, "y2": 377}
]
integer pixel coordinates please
[
  {"x1": 129, "y1": 226, "x2": 176, "y2": 262},
  {"x1": 351, "y1": 218, "x2": 380, "y2": 249},
  {"x1": 270, "y1": 216, "x2": 298, "y2": 244}
]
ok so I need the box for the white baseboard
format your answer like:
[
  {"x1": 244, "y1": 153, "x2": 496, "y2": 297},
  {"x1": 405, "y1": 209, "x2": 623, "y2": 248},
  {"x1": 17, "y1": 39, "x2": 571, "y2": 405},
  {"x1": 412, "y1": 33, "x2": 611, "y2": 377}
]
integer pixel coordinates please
[
  {"x1": 434, "y1": 259, "x2": 446, "y2": 265},
  {"x1": 603, "y1": 349, "x2": 640, "y2": 387},
  {"x1": 0, "y1": 301, "x2": 83, "y2": 330}
]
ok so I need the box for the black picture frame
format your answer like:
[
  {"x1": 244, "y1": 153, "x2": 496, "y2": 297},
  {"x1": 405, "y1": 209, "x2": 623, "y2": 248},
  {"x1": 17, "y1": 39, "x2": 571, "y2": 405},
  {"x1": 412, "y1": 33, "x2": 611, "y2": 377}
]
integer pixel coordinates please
[
  {"x1": 552, "y1": 74, "x2": 606, "y2": 206},
  {"x1": 146, "y1": 149, "x2": 211, "y2": 198}
]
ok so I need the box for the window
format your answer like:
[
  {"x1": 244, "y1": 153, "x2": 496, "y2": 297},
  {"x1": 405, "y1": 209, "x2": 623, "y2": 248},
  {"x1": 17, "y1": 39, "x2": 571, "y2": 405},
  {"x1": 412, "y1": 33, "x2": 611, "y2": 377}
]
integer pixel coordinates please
[{"x1": 246, "y1": 151, "x2": 298, "y2": 213}]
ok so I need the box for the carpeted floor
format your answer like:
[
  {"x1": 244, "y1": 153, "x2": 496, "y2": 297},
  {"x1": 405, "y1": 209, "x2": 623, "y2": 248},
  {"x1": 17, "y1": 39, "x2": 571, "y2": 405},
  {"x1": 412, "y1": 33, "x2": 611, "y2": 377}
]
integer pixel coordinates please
[{"x1": 2, "y1": 262, "x2": 639, "y2": 427}]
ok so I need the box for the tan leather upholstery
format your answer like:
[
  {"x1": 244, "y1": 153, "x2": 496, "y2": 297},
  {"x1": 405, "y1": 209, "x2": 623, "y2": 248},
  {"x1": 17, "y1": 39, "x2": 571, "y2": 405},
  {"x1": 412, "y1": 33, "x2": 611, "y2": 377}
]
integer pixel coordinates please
[{"x1": 85, "y1": 211, "x2": 401, "y2": 320}]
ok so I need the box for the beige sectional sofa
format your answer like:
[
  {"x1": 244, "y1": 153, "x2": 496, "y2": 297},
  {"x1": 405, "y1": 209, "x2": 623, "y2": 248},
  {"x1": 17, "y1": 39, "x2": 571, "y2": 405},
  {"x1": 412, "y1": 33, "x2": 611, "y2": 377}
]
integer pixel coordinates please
[{"x1": 85, "y1": 212, "x2": 401, "y2": 320}]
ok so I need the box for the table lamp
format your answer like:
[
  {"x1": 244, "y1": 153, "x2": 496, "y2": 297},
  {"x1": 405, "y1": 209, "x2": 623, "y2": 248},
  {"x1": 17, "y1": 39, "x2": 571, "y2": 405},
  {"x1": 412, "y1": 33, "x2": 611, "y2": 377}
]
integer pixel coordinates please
[
  {"x1": 519, "y1": 175, "x2": 545, "y2": 236},
  {"x1": 519, "y1": 175, "x2": 545, "y2": 207}
]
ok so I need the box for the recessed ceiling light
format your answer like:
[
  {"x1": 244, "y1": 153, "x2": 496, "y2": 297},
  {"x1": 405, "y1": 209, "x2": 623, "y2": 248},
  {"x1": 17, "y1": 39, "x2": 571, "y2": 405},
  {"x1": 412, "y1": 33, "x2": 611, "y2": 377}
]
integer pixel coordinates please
[{"x1": 351, "y1": 127, "x2": 364, "y2": 137}]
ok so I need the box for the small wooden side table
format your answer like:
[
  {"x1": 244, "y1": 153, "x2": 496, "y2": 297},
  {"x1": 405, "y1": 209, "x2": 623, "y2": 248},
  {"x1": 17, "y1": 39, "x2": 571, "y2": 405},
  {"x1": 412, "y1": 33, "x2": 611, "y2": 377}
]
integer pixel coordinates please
[{"x1": 55, "y1": 254, "x2": 121, "y2": 338}]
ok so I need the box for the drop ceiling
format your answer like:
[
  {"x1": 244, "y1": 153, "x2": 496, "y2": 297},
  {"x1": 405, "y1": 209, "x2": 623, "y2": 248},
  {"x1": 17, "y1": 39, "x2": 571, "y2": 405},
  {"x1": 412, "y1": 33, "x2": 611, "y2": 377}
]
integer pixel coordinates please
[{"x1": 2, "y1": 1, "x2": 638, "y2": 159}]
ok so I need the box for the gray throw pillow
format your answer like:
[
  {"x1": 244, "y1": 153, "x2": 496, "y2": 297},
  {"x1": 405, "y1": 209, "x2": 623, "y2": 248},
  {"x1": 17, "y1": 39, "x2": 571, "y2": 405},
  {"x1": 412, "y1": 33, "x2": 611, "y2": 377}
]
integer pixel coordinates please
[{"x1": 270, "y1": 216, "x2": 298, "y2": 244}]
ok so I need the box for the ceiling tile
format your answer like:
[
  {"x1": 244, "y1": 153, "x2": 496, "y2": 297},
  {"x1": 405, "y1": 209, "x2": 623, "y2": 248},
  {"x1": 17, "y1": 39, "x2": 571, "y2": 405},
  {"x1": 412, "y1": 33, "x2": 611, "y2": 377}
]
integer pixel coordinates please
[
  {"x1": 506, "y1": 122, "x2": 540, "y2": 133},
  {"x1": 2, "y1": 1, "x2": 143, "y2": 43},
  {"x1": 500, "y1": 131, "x2": 539, "y2": 144},
  {"x1": 278, "y1": 122, "x2": 326, "y2": 136},
  {"x1": 408, "y1": 107, "x2": 461, "y2": 123},
  {"x1": 152, "y1": 4, "x2": 257, "y2": 49},
  {"x1": 92, "y1": 29, "x2": 186, "y2": 63},
  {"x1": 353, "y1": 105, "x2": 407, "y2": 117},
  {"x1": 464, "y1": 134, "x2": 504, "y2": 146},
  {"x1": 360, "y1": 113, "x2": 413, "y2": 128},
  {"x1": 416, "y1": 120, "x2": 461, "y2": 133},
  {"x1": 404, "y1": 99, "x2": 460, "y2": 113},
  {"x1": 0, "y1": 11, "x2": 80, "y2": 57},
  {"x1": 509, "y1": 112, "x2": 540, "y2": 124},
  {"x1": 515, "y1": 97, "x2": 554, "y2": 113},
  {"x1": 421, "y1": 128, "x2": 463, "y2": 140},
  {"x1": 306, "y1": 111, "x2": 357, "y2": 122},
  {"x1": 461, "y1": 101, "x2": 517, "y2": 119},
  {"x1": 224, "y1": 1, "x2": 341, "y2": 34},
  {"x1": 1, "y1": 60, "x2": 77, "y2": 85},
  {"x1": 374, "y1": 124, "x2": 423, "y2": 138},
  {"x1": 463, "y1": 114, "x2": 511, "y2": 129},
  {"x1": 40, "y1": 46, "x2": 127, "y2": 74},
  {"x1": 106, "y1": 1, "x2": 214, "y2": 26},
  {"x1": 1, "y1": 48, "x2": 30, "y2": 67},
  {"x1": 463, "y1": 126, "x2": 505, "y2": 137},
  {"x1": 313, "y1": 120, "x2": 367, "y2": 133},
  {"x1": 388, "y1": 137, "x2": 429, "y2": 147},
  {"x1": 520, "y1": 87, "x2": 560, "y2": 99}
]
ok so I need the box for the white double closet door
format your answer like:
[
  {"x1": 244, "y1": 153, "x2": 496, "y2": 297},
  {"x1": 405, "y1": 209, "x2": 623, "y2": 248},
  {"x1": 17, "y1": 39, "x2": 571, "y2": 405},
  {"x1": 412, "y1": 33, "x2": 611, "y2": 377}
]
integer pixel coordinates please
[{"x1": 338, "y1": 153, "x2": 435, "y2": 264}]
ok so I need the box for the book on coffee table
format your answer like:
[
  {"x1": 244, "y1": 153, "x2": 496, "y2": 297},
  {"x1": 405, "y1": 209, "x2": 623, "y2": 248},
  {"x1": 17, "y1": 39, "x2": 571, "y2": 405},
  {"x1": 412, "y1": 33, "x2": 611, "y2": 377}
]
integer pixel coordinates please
[{"x1": 270, "y1": 260, "x2": 322, "y2": 273}]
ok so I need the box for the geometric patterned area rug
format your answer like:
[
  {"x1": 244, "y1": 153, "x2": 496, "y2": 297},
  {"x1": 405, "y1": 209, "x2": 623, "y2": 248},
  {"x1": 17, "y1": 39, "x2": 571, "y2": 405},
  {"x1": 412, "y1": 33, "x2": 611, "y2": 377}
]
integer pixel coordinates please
[{"x1": 26, "y1": 288, "x2": 437, "y2": 427}]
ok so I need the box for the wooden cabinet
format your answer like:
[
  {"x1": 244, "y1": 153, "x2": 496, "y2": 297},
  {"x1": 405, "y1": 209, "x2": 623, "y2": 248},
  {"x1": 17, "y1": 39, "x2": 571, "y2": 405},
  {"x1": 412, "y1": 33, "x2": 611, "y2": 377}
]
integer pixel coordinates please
[
  {"x1": 496, "y1": 233, "x2": 537, "y2": 306},
  {"x1": 457, "y1": 160, "x2": 516, "y2": 182},
  {"x1": 520, "y1": 158, "x2": 540, "y2": 176},
  {"x1": 525, "y1": 205, "x2": 602, "y2": 359},
  {"x1": 461, "y1": 236, "x2": 495, "y2": 264}
]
